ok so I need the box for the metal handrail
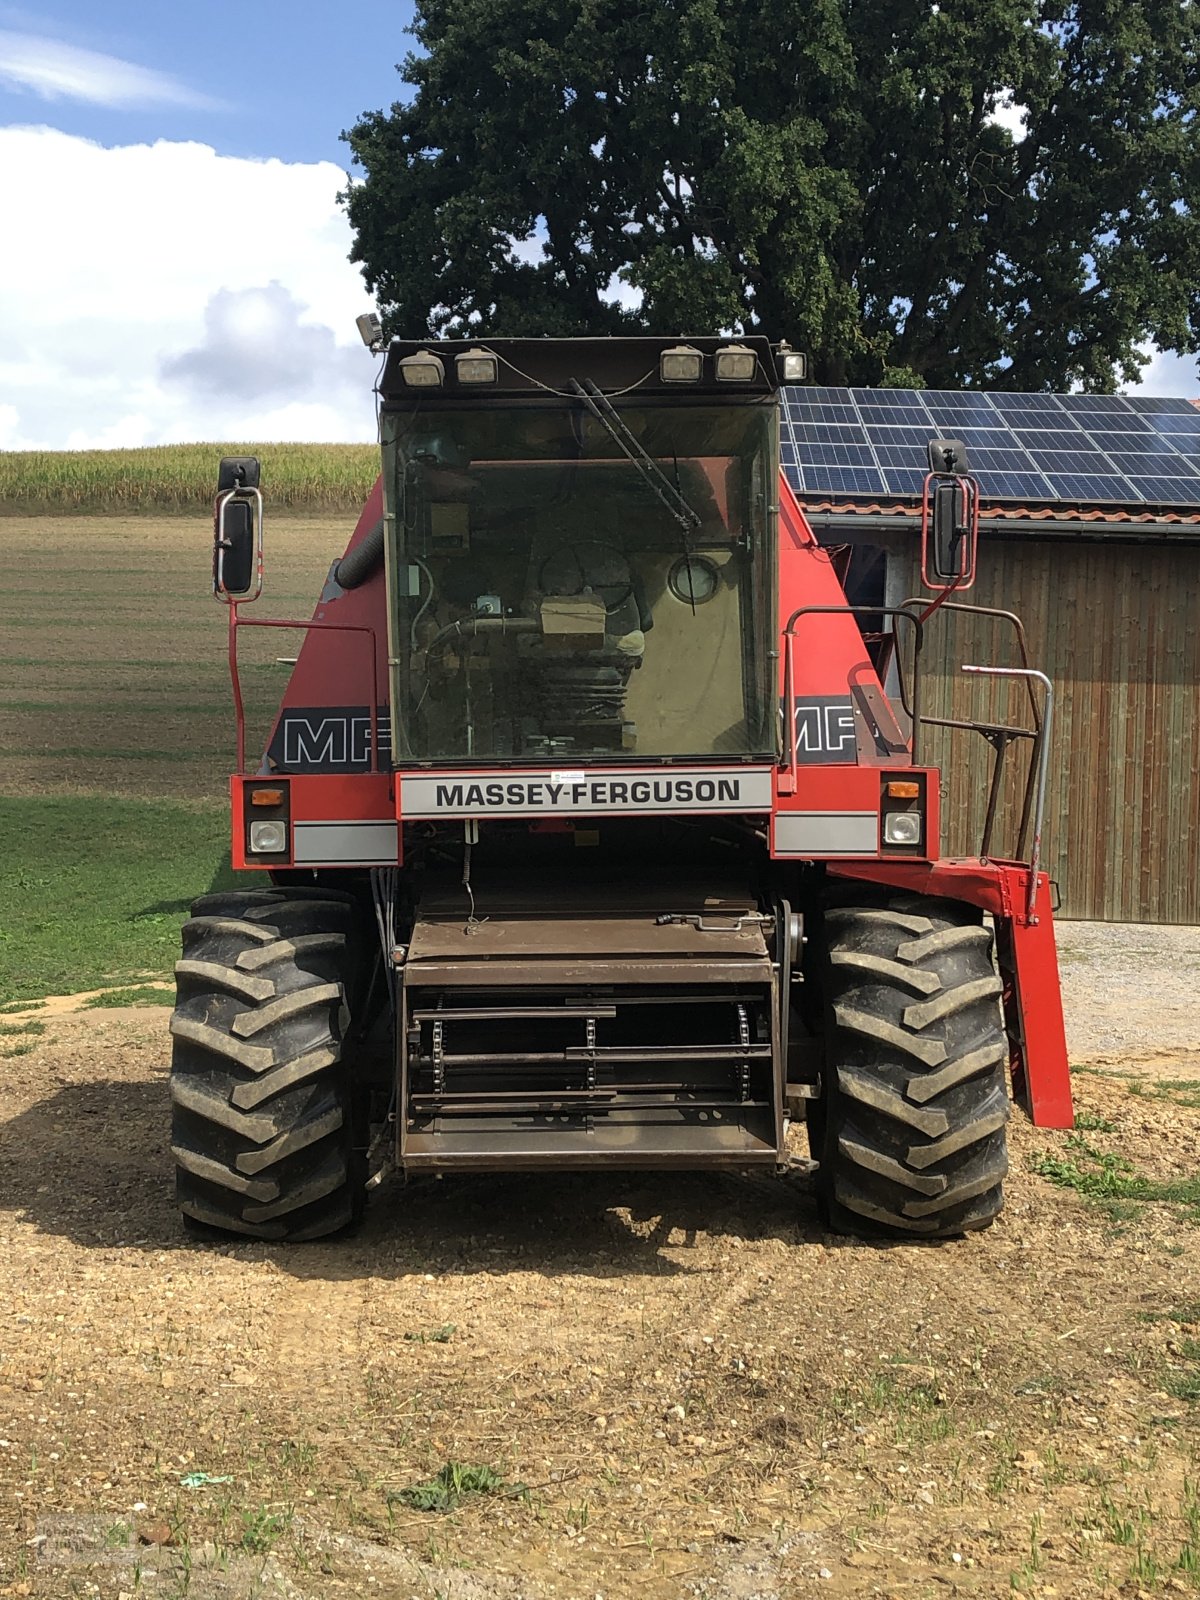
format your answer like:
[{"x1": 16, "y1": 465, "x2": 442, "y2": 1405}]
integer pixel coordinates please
[
  {"x1": 227, "y1": 608, "x2": 382, "y2": 774},
  {"x1": 900, "y1": 599, "x2": 1041, "y2": 727},
  {"x1": 780, "y1": 606, "x2": 923, "y2": 787},
  {"x1": 781, "y1": 599, "x2": 1052, "y2": 898},
  {"x1": 962, "y1": 667, "x2": 1054, "y2": 920},
  {"x1": 900, "y1": 597, "x2": 1045, "y2": 862}
]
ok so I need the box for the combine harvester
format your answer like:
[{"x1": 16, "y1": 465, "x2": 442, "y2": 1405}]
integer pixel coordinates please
[{"x1": 170, "y1": 335, "x2": 1073, "y2": 1242}]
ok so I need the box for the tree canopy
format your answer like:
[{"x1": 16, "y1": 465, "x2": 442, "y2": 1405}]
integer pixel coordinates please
[{"x1": 341, "y1": 0, "x2": 1200, "y2": 390}]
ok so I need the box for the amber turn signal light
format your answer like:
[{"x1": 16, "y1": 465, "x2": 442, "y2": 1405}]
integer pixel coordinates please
[
  {"x1": 250, "y1": 788, "x2": 285, "y2": 807},
  {"x1": 885, "y1": 780, "x2": 921, "y2": 800}
]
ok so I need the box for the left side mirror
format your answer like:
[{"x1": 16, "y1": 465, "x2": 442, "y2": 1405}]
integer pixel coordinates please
[{"x1": 213, "y1": 457, "x2": 263, "y2": 600}]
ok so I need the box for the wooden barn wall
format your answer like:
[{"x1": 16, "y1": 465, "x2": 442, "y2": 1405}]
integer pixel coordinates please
[{"x1": 895, "y1": 538, "x2": 1200, "y2": 923}]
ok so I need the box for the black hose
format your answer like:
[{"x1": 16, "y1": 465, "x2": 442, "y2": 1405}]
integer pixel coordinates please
[
  {"x1": 422, "y1": 615, "x2": 539, "y2": 658},
  {"x1": 334, "y1": 520, "x2": 385, "y2": 589}
]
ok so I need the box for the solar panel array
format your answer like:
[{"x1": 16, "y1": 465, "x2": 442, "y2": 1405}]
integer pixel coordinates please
[{"x1": 779, "y1": 387, "x2": 1200, "y2": 506}]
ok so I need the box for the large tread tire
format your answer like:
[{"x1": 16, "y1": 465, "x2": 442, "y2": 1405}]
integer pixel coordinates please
[
  {"x1": 817, "y1": 893, "x2": 1009, "y2": 1239},
  {"x1": 170, "y1": 888, "x2": 367, "y2": 1241}
]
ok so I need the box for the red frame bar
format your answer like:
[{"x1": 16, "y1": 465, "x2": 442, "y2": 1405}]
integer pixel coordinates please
[{"x1": 227, "y1": 605, "x2": 381, "y2": 774}]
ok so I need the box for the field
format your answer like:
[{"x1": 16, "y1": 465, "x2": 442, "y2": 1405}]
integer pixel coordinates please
[
  {"x1": 1, "y1": 507, "x2": 1199, "y2": 1598},
  {"x1": 0, "y1": 513, "x2": 352, "y2": 1003},
  {"x1": 0, "y1": 444, "x2": 377, "y2": 515}
]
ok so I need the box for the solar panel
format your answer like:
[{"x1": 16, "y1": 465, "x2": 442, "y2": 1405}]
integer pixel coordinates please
[
  {"x1": 989, "y1": 392, "x2": 1064, "y2": 411},
  {"x1": 1043, "y1": 473, "x2": 1138, "y2": 500},
  {"x1": 1125, "y1": 395, "x2": 1193, "y2": 413},
  {"x1": 1026, "y1": 450, "x2": 1121, "y2": 474},
  {"x1": 973, "y1": 471, "x2": 1059, "y2": 499},
  {"x1": 880, "y1": 469, "x2": 929, "y2": 495},
  {"x1": 1124, "y1": 475, "x2": 1200, "y2": 500},
  {"x1": 780, "y1": 387, "x2": 1200, "y2": 505},
  {"x1": 1152, "y1": 412, "x2": 1200, "y2": 436}
]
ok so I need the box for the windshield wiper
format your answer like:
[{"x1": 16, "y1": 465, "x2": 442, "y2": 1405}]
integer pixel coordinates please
[{"x1": 568, "y1": 379, "x2": 702, "y2": 537}]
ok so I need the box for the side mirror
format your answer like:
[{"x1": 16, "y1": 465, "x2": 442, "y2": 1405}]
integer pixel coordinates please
[
  {"x1": 213, "y1": 456, "x2": 263, "y2": 600},
  {"x1": 922, "y1": 439, "x2": 978, "y2": 591}
]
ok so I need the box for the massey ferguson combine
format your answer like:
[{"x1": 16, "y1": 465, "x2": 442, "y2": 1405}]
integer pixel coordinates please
[{"x1": 170, "y1": 335, "x2": 1073, "y2": 1243}]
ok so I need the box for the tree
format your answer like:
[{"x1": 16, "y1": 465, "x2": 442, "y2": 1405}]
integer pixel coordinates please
[{"x1": 341, "y1": 0, "x2": 1200, "y2": 390}]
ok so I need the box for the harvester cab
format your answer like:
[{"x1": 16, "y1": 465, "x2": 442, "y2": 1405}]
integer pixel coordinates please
[
  {"x1": 379, "y1": 337, "x2": 779, "y2": 767},
  {"x1": 172, "y1": 334, "x2": 1073, "y2": 1246}
]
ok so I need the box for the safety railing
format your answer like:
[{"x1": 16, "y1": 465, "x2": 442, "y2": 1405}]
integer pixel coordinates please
[
  {"x1": 779, "y1": 600, "x2": 1053, "y2": 896},
  {"x1": 779, "y1": 606, "x2": 924, "y2": 794},
  {"x1": 896, "y1": 600, "x2": 1048, "y2": 878},
  {"x1": 226, "y1": 605, "x2": 383, "y2": 774}
]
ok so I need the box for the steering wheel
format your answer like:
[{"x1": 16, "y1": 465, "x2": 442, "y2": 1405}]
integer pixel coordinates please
[{"x1": 537, "y1": 541, "x2": 634, "y2": 613}]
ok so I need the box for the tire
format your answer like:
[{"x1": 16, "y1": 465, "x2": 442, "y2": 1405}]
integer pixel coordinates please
[
  {"x1": 817, "y1": 893, "x2": 1009, "y2": 1239},
  {"x1": 169, "y1": 887, "x2": 368, "y2": 1241}
]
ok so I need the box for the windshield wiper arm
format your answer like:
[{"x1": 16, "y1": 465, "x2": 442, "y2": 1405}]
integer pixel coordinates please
[{"x1": 568, "y1": 379, "x2": 702, "y2": 536}]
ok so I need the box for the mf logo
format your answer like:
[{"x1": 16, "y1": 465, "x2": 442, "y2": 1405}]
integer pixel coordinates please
[
  {"x1": 273, "y1": 706, "x2": 392, "y2": 771},
  {"x1": 789, "y1": 696, "x2": 858, "y2": 765}
]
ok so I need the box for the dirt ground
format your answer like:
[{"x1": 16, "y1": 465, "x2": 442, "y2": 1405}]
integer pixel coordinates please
[{"x1": 2, "y1": 925, "x2": 1199, "y2": 1600}]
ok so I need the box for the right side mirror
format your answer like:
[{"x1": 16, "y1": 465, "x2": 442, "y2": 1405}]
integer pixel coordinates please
[
  {"x1": 922, "y1": 439, "x2": 978, "y2": 591},
  {"x1": 213, "y1": 457, "x2": 263, "y2": 600}
]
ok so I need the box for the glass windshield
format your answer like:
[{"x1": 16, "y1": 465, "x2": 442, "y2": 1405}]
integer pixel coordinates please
[{"x1": 385, "y1": 401, "x2": 776, "y2": 763}]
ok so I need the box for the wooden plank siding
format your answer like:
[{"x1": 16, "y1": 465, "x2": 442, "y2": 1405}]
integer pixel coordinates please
[{"x1": 896, "y1": 539, "x2": 1200, "y2": 922}]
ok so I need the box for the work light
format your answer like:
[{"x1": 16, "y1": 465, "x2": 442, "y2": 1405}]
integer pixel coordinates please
[
  {"x1": 455, "y1": 347, "x2": 499, "y2": 384},
  {"x1": 660, "y1": 344, "x2": 703, "y2": 383},
  {"x1": 780, "y1": 350, "x2": 808, "y2": 381},
  {"x1": 399, "y1": 350, "x2": 445, "y2": 387},
  {"x1": 715, "y1": 343, "x2": 756, "y2": 381}
]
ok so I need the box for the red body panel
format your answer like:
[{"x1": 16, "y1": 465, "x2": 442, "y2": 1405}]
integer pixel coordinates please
[
  {"x1": 776, "y1": 474, "x2": 885, "y2": 701},
  {"x1": 274, "y1": 480, "x2": 391, "y2": 727}
]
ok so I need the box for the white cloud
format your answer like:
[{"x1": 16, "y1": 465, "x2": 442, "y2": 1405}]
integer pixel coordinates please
[
  {"x1": 1126, "y1": 346, "x2": 1200, "y2": 398},
  {"x1": 0, "y1": 29, "x2": 219, "y2": 110},
  {"x1": 0, "y1": 126, "x2": 379, "y2": 448}
]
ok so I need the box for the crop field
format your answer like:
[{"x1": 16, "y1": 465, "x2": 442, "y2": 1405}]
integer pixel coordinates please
[
  {"x1": 1, "y1": 505, "x2": 1198, "y2": 1598},
  {"x1": 0, "y1": 443, "x2": 377, "y2": 515},
  {"x1": 0, "y1": 511, "x2": 356, "y2": 1002}
]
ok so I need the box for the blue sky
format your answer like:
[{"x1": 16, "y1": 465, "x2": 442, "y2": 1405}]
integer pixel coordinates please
[
  {"x1": 0, "y1": 4, "x2": 1197, "y2": 449},
  {"x1": 0, "y1": 1, "x2": 417, "y2": 163}
]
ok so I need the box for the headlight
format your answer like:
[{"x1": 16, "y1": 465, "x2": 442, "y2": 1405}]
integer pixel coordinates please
[
  {"x1": 883, "y1": 811, "x2": 922, "y2": 846},
  {"x1": 248, "y1": 819, "x2": 288, "y2": 853}
]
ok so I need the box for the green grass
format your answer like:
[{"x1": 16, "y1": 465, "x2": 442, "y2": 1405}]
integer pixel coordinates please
[
  {"x1": 403, "y1": 1323, "x2": 458, "y2": 1345},
  {"x1": 0, "y1": 796, "x2": 264, "y2": 1005},
  {"x1": 82, "y1": 984, "x2": 176, "y2": 1008},
  {"x1": 390, "y1": 1462, "x2": 520, "y2": 1514},
  {"x1": 0, "y1": 442, "x2": 378, "y2": 515},
  {"x1": 1032, "y1": 1133, "x2": 1200, "y2": 1220}
]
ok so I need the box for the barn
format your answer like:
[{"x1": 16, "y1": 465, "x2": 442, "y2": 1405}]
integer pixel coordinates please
[{"x1": 783, "y1": 387, "x2": 1200, "y2": 923}]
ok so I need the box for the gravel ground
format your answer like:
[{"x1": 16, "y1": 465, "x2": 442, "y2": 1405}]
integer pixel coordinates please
[
  {"x1": 1055, "y1": 919, "x2": 1200, "y2": 1059},
  {"x1": 1, "y1": 922, "x2": 1197, "y2": 1600}
]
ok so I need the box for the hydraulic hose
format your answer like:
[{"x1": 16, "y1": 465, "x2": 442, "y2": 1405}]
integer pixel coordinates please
[
  {"x1": 422, "y1": 615, "x2": 539, "y2": 658},
  {"x1": 334, "y1": 520, "x2": 385, "y2": 589}
]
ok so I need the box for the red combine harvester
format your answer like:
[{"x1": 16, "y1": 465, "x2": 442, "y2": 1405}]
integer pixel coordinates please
[{"x1": 170, "y1": 335, "x2": 1073, "y2": 1243}]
